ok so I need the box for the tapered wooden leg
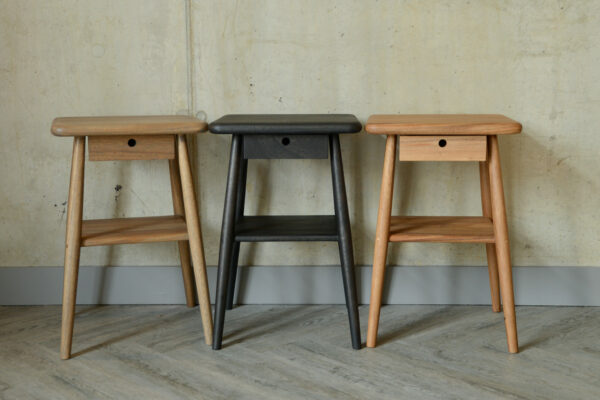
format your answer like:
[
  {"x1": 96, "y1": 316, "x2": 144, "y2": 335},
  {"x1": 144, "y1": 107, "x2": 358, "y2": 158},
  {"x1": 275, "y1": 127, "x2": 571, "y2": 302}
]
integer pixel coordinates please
[
  {"x1": 226, "y1": 157, "x2": 248, "y2": 310},
  {"x1": 367, "y1": 135, "x2": 397, "y2": 348},
  {"x1": 225, "y1": 244, "x2": 241, "y2": 310},
  {"x1": 479, "y1": 159, "x2": 501, "y2": 313},
  {"x1": 213, "y1": 135, "x2": 243, "y2": 350},
  {"x1": 488, "y1": 135, "x2": 518, "y2": 353},
  {"x1": 330, "y1": 135, "x2": 361, "y2": 350},
  {"x1": 169, "y1": 155, "x2": 196, "y2": 307},
  {"x1": 177, "y1": 134, "x2": 213, "y2": 345},
  {"x1": 60, "y1": 137, "x2": 85, "y2": 360}
]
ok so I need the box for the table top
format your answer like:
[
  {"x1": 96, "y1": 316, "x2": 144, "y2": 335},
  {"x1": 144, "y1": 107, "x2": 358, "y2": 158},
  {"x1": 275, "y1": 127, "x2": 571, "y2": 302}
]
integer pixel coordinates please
[
  {"x1": 365, "y1": 114, "x2": 521, "y2": 135},
  {"x1": 51, "y1": 116, "x2": 207, "y2": 137},
  {"x1": 209, "y1": 114, "x2": 362, "y2": 135}
]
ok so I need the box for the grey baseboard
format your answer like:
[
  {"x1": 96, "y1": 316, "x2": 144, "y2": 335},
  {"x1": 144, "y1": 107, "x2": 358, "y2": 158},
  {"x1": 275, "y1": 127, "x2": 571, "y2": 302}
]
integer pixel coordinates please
[{"x1": 0, "y1": 265, "x2": 599, "y2": 306}]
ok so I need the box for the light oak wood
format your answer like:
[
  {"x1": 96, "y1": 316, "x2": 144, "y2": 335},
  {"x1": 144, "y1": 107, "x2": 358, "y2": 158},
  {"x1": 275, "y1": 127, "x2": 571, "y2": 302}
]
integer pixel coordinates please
[
  {"x1": 480, "y1": 161, "x2": 501, "y2": 312},
  {"x1": 388, "y1": 216, "x2": 495, "y2": 243},
  {"x1": 81, "y1": 216, "x2": 188, "y2": 247},
  {"x1": 365, "y1": 114, "x2": 522, "y2": 136},
  {"x1": 169, "y1": 157, "x2": 196, "y2": 308},
  {"x1": 366, "y1": 120, "x2": 519, "y2": 352},
  {"x1": 399, "y1": 135, "x2": 487, "y2": 162},
  {"x1": 488, "y1": 135, "x2": 518, "y2": 353},
  {"x1": 367, "y1": 135, "x2": 397, "y2": 348},
  {"x1": 51, "y1": 115, "x2": 207, "y2": 137},
  {"x1": 88, "y1": 135, "x2": 175, "y2": 161},
  {"x1": 60, "y1": 137, "x2": 85, "y2": 360},
  {"x1": 177, "y1": 134, "x2": 213, "y2": 345},
  {"x1": 55, "y1": 117, "x2": 212, "y2": 358}
]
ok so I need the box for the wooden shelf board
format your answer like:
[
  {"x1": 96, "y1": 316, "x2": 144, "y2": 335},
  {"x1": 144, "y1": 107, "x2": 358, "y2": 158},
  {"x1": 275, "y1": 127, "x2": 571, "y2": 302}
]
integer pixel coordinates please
[
  {"x1": 81, "y1": 215, "x2": 188, "y2": 247},
  {"x1": 388, "y1": 216, "x2": 495, "y2": 243},
  {"x1": 235, "y1": 215, "x2": 338, "y2": 242}
]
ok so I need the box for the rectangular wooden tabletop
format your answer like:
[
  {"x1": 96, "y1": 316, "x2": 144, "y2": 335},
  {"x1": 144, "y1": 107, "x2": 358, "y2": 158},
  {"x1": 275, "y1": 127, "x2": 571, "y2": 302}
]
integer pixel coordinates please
[
  {"x1": 365, "y1": 114, "x2": 521, "y2": 135},
  {"x1": 51, "y1": 115, "x2": 207, "y2": 136}
]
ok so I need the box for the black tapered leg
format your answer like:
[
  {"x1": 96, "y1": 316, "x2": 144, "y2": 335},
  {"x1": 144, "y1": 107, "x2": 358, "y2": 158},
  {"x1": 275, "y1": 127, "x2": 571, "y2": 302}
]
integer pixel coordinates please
[
  {"x1": 329, "y1": 134, "x2": 361, "y2": 349},
  {"x1": 226, "y1": 157, "x2": 248, "y2": 310},
  {"x1": 213, "y1": 135, "x2": 243, "y2": 350}
]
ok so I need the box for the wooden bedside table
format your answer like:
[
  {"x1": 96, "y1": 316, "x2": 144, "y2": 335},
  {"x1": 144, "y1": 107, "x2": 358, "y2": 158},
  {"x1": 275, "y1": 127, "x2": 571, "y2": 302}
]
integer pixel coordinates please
[
  {"x1": 364, "y1": 114, "x2": 522, "y2": 353},
  {"x1": 209, "y1": 114, "x2": 362, "y2": 350},
  {"x1": 51, "y1": 115, "x2": 213, "y2": 359}
]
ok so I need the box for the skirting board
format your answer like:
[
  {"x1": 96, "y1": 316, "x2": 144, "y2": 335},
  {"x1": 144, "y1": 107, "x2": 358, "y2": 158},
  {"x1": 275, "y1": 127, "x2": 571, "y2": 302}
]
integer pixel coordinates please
[{"x1": 0, "y1": 266, "x2": 599, "y2": 306}]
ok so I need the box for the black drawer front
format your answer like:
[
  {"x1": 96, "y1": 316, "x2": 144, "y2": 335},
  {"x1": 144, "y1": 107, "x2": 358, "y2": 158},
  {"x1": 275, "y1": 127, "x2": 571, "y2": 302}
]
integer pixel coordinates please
[{"x1": 243, "y1": 135, "x2": 328, "y2": 159}]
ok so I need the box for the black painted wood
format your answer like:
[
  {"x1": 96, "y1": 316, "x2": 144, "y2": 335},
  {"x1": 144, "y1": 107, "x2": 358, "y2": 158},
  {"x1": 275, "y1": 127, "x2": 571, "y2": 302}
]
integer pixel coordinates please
[
  {"x1": 243, "y1": 135, "x2": 328, "y2": 159},
  {"x1": 213, "y1": 135, "x2": 242, "y2": 350},
  {"x1": 234, "y1": 215, "x2": 338, "y2": 242},
  {"x1": 329, "y1": 134, "x2": 361, "y2": 350},
  {"x1": 212, "y1": 121, "x2": 362, "y2": 350},
  {"x1": 209, "y1": 114, "x2": 362, "y2": 135},
  {"x1": 226, "y1": 156, "x2": 248, "y2": 310}
]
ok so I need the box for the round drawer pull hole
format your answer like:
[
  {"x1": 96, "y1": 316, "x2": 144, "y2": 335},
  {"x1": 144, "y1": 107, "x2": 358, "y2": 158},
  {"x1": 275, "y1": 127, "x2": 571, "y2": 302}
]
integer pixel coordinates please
[
  {"x1": 438, "y1": 139, "x2": 447, "y2": 148},
  {"x1": 128, "y1": 138, "x2": 136, "y2": 147},
  {"x1": 281, "y1": 137, "x2": 291, "y2": 146}
]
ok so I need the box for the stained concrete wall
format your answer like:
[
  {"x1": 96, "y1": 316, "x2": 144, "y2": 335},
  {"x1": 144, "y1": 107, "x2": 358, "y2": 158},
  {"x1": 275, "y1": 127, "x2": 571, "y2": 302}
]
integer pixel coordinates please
[{"x1": 1, "y1": 0, "x2": 598, "y2": 268}]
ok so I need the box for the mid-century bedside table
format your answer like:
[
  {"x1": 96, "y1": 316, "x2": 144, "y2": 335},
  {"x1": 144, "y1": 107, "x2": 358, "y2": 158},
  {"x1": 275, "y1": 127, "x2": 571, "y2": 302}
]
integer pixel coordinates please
[
  {"x1": 209, "y1": 114, "x2": 362, "y2": 350},
  {"x1": 51, "y1": 116, "x2": 213, "y2": 359},
  {"x1": 364, "y1": 114, "x2": 522, "y2": 353}
]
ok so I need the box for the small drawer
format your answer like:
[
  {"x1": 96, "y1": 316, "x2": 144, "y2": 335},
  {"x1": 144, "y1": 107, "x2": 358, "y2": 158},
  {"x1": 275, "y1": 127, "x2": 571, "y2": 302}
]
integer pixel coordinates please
[
  {"x1": 88, "y1": 135, "x2": 175, "y2": 161},
  {"x1": 399, "y1": 136, "x2": 487, "y2": 162},
  {"x1": 243, "y1": 135, "x2": 328, "y2": 159}
]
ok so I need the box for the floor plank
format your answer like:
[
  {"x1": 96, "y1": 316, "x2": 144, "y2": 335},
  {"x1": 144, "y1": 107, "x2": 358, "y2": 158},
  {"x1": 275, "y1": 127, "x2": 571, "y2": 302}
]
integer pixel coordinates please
[{"x1": 0, "y1": 305, "x2": 598, "y2": 399}]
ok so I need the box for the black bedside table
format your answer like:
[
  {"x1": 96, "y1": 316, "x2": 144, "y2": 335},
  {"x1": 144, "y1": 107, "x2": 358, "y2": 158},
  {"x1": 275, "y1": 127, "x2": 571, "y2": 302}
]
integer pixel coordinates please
[{"x1": 209, "y1": 114, "x2": 362, "y2": 350}]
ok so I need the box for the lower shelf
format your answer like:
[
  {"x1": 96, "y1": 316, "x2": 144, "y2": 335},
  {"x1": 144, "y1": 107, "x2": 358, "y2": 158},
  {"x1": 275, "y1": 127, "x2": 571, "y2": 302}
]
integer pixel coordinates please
[
  {"x1": 235, "y1": 215, "x2": 339, "y2": 242},
  {"x1": 81, "y1": 215, "x2": 188, "y2": 247},
  {"x1": 388, "y1": 216, "x2": 495, "y2": 243}
]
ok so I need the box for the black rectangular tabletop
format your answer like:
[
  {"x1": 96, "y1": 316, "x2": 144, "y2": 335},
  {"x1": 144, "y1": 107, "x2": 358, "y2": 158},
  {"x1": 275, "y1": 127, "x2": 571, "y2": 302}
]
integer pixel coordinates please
[{"x1": 209, "y1": 114, "x2": 362, "y2": 135}]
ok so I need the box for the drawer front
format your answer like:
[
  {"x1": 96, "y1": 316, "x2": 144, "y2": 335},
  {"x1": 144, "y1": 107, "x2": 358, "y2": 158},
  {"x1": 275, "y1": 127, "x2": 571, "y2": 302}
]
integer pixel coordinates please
[
  {"x1": 243, "y1": 135, "x2": 328, "y2": 159},
  {"x1": 88, "y1": 135, "x2": 175, "y2": 161},
  {"x1": 399, "y1": 136, "x2": 487, "y2": 162}
]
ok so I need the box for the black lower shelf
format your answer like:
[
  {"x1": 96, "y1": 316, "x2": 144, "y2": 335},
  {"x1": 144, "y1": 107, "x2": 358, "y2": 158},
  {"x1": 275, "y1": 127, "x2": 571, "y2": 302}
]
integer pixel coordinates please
[{"x1": 234, "y1": 215, "x2": 339, "y2": 242}]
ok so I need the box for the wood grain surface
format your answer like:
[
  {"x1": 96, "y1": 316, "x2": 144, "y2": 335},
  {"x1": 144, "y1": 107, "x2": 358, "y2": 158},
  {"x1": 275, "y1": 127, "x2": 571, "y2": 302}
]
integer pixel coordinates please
[
  {"x1": 60, "y1": 137, "x2": 85, "y2": 359},
  {"x1": 177, "y1": 134, "x2": 213, "y2": 345},
  {"x1": 51, "y1": 116, "x2": 207, "y2": 136},
  {"x1": 2, "y1": 305, "x2": 598, "y2": 399},
  {"x1": 487, "y1": 135, "x2": 518, "y2": 353},
  {"x1": 398, "y1": 135, "x2": 487, "y2": 161},
  {"x1": 80, "y1": 216, "x2": 188, "y2": 247},
  {"x1": 480, "y1": 160, "x2": 501, "y2": 312},
  {"x1": 367, "y1": 135, "x2": 397, "y2": 348},
  {"x1": 388, "y1": 216, "x2": 495, "y2": 243},
  {"x1": 88, "y1": 135, "x2": 175, "y2": 161},
  {"x1": 366, "y1": 114, "x2": 522, "y2": 135}
]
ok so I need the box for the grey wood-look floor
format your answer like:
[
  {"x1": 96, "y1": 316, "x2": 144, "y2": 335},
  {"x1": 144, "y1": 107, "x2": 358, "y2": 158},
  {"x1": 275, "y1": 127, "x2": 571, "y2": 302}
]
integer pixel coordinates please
[{"x1": 0, "y1": 305, "x2": 598, "y2": 400}]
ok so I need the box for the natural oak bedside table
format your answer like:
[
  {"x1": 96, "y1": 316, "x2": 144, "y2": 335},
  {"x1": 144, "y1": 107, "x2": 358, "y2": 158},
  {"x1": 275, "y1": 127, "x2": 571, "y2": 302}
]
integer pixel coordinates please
[
  {"x1": 51, "y1": 115, "x2": 213, "y2": 359},
  {"x1": 209, "y1": 114, "x2": 362, "y2": 350},
  {"x1": 364, "y1": 114, "x2": 522, "y2": 353}
]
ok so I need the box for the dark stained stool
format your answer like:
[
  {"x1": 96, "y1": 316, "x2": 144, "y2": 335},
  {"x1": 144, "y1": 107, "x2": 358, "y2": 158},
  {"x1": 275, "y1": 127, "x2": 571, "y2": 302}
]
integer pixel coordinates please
[{"x1": 209, "y1": 114, "x2": 362, "y2": 350}]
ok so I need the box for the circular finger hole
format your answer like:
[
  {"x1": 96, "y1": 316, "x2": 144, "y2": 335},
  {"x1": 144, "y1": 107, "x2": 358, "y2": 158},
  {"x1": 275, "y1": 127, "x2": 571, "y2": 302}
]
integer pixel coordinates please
[
  {"x1": 128, "y1": 138, "x2": 136, "y2": 147},
  {"x1": 438, "y1": 139, "x2": 447, "y2": 147},
  {"x1": 281, "y1": 137, "x2": 290, "y2": 146}
]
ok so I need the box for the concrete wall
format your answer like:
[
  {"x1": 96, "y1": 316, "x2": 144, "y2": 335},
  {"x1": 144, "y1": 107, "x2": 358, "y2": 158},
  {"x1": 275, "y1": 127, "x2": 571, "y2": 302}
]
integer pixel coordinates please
[{"x1": 1, "y1": 0, "x2": 599, "y2": 270}]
